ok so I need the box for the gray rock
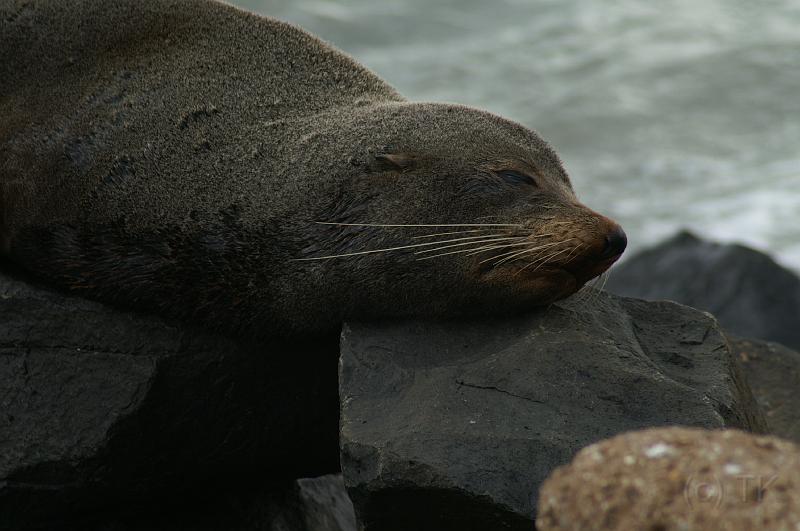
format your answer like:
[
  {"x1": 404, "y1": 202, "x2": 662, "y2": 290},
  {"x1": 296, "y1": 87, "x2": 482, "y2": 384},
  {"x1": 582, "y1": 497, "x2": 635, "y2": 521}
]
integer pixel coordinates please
[
  {"x1": 606, "y1": 231, "x2": 800, "y2": 350},
  {"x1": 729, "y1": 336, "x2": 800, "y2": 443},
  {"x1": 92, "y1": 474, "x2": 356, "y2": 531},
  {"x1": 0, "y1": 268, "x2": 340, "y2": 530},
  {"x1": 295, "y1": 475, "x2": 358, "y2": 531},
  {"x1": 339, "y1": 292, "x2": 766, "y2": 530}
]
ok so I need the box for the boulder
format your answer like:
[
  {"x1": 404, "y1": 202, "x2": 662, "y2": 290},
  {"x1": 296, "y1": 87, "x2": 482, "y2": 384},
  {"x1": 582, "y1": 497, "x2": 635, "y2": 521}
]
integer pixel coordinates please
[
  {"x1": 606, "y1": 231, "x2": 800, "y2": 350},
  {"x1": 339, "y1": 292, "x2": 767, "y2": 530},
  {"x1": 537, "y1": 427, "x2": 800, "y2": 531},
  {"x1": 729, "y1": 336, "x2": 800, "y2": 443},
  {"x1": 0, "y1": 268, "x2": 341, "y2": 530},
  {"x1": 83, "y1": 474, "x2": 356, "y2": 531},
  {"x1": 292, "y1": 475, "x2": 357, "y2": 531}
]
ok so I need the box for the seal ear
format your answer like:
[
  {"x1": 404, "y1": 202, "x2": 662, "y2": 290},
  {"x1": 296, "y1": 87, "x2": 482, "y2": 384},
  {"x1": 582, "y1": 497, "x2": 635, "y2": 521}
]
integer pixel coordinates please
[{"x1": 372, "y1": 152, "x2": 416, "y2": 172}]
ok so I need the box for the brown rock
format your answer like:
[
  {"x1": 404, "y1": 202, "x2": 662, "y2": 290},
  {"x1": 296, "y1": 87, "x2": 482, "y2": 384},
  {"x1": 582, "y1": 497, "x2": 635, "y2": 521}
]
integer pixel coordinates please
[{"x1": 537, "y1": 427, "x2": 800, "y2": 531}]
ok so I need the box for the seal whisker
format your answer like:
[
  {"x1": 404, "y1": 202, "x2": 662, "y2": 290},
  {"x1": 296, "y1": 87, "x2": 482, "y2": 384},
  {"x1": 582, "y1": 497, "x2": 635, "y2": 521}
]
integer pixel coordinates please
[
  {"x1": 485, "y1": 239, "x2": 569, "y2": 266},
  {"x1": 423, "y1": 237, "x2": 570, "y2": 261},
  {"x1": 465, "y1": 234, "x2": 561, "y2": 261},
  {"x1": 572, "y1": 285, "x2": 590, "y2": 304},
  {"x1": 415, "y1": 243, "x2": 523, "y2": 261},
  {"x1": 515, "y1": 244, "x2": 577, "y2": 276},
  {"x1": 414, "y1": 236, "x2": 528, "y2": 256},
  {"x1": 461, "y1": 242, "x2": 535, "y2": 257},
  {"x1": 407, "y1": 233, "x2": 511, "y2": 246},
  {"x1": 449, "y1": 240, "x2": 545, "y2": 257},
  {"x1": 484, "y1": 247, "x2": 548, "y2": 267},
  {"x1": 490, "y1": 239, "x2": 575, "y2": 266},
  {"x1": 313, "y1": 222, "x2": 523, "y2": 228},
  {"x1": 464, "y1": 239, "x2": 563, "y2": 259},
  {"x1": 477, "y1": 247, "x2": 537, "y2": 265},
  {"x1": 529, "y1": 247, "x2": 575, "y2": 272},
  {"x1": 411, "y1": 229, "x2": 502, "y2": 239},
  {"x1": 578, "y1": 275, "x2": 603, "y2": 304},
  {"x1": 295, "y1": 234, "x2": 516, "y2": 261},
  {"x1": 587, "y1": 272, "x2": 610, "y2": 304},
  {"x1": 293, "y1": 246, "x2": 424, "y2": 261},
  {"x1": 514, "y1": 253, "x2": 558, "y2": 276},
  {"x1": 565, "y1": 243, "x2": 584, "y2": 261},
  {"x1": 495, "y1": 247, "x2": 562, "y2": 267},
  {"x1": 600, "y1": 271, "x2": 610, "y2": 292},
  {"x1": 569, "y1": 259, "x2": 606, "y2": 305}
]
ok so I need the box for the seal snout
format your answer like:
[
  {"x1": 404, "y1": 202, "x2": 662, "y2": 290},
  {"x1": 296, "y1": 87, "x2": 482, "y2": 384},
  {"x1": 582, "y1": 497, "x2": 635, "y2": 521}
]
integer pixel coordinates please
[{"x1": 599, "y1": 225, "x2": 627, "y2": 260}]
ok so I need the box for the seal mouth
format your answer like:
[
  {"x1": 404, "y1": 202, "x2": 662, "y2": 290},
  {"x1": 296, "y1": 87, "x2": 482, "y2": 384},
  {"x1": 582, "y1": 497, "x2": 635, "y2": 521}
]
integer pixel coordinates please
[
  {"x1": 478, "y1": 236, "x2": 624, "y2": 281},
  {"x1": 475, "y1": 241, "x2": 622, "y2": 286},
  {"x1": 563, "y1": 254, "x2": 621, "y2": 285},
  {"x1": 482, "y1": 242, "x2": 624, "y2": 298}
]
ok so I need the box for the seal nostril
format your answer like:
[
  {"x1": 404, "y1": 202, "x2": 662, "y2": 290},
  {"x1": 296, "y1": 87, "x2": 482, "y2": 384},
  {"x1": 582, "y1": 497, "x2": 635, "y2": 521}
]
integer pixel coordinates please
[{"x1": 601, "y1": 226, "x2": 627, "y2": 259}]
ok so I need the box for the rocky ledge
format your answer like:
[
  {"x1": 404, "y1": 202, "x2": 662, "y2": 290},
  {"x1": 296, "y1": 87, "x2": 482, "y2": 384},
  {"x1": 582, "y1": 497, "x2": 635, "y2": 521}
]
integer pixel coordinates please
[
  {"x1": 339, "y1": 292, "x2": 766, "y2": 530},
  {"x1": 607, "y1": 231, "x2": 800, "y2": 350},
  {"x1": 0, "y1": 268, "x2": 342, "y2": 530},
  {"x1": 606, "y1": 230, "x2": 800, "y2": 444}
]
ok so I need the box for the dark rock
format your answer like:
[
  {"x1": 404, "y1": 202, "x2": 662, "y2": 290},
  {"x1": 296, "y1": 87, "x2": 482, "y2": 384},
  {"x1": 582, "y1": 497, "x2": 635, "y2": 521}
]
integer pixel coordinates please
[
  {"x1": 537, "y1": 427, "x2": 800, "y2": 531},
  {"x1": 339, "y1": 292, "x2": 767, "y2": 530},
  {"x1": 294, "y1": 475, "x2": 357, "y2": 531},
  {"x1": 606, "y1": 231, "x2": 800, "y2": 350},
  {"x1": 729, "y1": 336, "x2": 800, "y2": 443},
  {"x1": 0, "y1": 269, "x2": 341, "y2": 530},
  {"x1": 88, "y1": 474, "x2": 356, "y2": 531}
]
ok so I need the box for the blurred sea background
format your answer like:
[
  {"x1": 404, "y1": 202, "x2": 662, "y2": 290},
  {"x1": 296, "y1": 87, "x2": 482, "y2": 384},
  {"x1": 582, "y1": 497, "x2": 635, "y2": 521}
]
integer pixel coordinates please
[{"x1": 233, "y1": 0, "x2": 800, "y2": 271}]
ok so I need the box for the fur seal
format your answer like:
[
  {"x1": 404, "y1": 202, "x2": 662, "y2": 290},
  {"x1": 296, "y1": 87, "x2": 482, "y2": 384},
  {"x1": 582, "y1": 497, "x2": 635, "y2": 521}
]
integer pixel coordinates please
[{"x1": 0, "y1": 0, "x2": 626, "y2": 338}]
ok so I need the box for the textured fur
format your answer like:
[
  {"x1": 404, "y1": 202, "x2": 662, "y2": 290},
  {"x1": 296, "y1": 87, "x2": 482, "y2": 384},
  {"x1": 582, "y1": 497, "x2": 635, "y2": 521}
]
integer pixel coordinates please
[{"x1": 0, "y1": 0, "x2": 622, "y2": 337}]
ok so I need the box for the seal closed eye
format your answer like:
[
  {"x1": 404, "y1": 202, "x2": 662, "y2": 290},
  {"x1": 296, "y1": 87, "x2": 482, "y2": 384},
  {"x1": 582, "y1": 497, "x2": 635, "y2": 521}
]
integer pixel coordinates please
[
  {"x1": 497, "y1": 170, "x2": 538, "y2": 186},
  {"x1": 0, "y1": 0, "x2": 626, "y2": 338}
]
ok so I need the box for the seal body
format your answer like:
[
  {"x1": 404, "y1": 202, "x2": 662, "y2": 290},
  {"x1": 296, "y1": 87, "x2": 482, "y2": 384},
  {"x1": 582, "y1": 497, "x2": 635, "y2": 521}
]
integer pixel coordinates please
[{"x1": 0, "y1": 0, "x2": 625, "y2": 338}]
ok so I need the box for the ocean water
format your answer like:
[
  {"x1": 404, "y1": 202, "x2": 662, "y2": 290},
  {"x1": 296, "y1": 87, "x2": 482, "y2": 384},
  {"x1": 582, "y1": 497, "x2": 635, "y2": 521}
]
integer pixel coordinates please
[{"x1": 233, "y1": 0, "x2": 800, "y2": 271}]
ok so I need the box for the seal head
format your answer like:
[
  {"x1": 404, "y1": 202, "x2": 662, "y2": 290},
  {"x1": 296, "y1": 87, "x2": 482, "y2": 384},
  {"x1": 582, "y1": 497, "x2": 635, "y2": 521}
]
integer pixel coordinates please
[{"x1": 284, "y1": 102, "x2": 627, "y2": 331}]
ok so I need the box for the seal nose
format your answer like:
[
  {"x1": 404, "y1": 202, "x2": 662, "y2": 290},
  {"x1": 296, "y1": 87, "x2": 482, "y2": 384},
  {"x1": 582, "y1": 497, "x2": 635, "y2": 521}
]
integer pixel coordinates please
[{"x1": 600, "y1": 226, "x2": 627, "y2": 260}]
